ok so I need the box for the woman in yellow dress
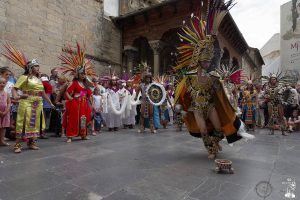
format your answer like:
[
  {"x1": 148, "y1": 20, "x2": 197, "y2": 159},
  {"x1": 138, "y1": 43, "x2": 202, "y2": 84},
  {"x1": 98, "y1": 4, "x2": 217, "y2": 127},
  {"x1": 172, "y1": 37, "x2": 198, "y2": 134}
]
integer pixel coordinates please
[{"x1": 2, "y1": 44, "x2": 54, "y2": 153}]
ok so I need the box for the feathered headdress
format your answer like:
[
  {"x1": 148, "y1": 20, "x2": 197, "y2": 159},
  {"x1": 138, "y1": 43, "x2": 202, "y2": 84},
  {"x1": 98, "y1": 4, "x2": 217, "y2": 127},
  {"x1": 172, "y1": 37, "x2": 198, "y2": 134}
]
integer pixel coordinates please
[
  {"x1": 261, "y1": 71, "x2": 293, "y2": 85},
  {"x1": 1, "y1": 43, "x2": 28, "y2": 69},
  {"x1": 206, "y1": 0, "x2": 236, "y2": 34},
  {"x1": 214, "y1": 64, "x2": 242, "y2": 84},
  {"x1": 1, "y1": 43, "x2": 41, "y2": 74},
  {"x1": 106, "y1": 65, "x2": 119, "y2": 81},
  {"x1": 240, "y1": 72, "x2": 259, "y2": 85},
  {"x1": 140, "y1": 62, "x2": 152, "y2": 78},
  {"x1": 153, "y1": 75, "x2": 169, "y2": 85},
  {"x1": 175, "y1": 0, "x2": 235, "y2": 72},
  {"x1": 58, "y1": 42, "x2": 96, "y2": 77}
]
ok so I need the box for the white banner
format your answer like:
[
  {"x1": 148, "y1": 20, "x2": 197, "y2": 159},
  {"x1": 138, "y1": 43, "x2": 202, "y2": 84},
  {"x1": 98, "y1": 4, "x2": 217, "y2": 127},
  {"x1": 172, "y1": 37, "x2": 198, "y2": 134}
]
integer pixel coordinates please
[{"x1": 280, "y1": 0, "x2": 300, "y2": 81}]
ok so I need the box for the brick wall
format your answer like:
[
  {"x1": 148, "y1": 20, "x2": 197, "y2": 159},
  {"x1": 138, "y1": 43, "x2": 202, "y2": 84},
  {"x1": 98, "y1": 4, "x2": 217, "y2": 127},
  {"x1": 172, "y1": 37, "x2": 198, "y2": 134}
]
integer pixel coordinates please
[{"x1": 0, "y1": 0, "x2": 121, "y2": 77}]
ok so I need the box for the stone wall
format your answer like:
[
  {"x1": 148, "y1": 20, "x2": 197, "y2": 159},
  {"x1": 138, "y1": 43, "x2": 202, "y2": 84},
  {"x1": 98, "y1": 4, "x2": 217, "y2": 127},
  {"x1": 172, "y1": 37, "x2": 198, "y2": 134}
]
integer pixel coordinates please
[{"x1": 0, "y1": 0, "x2": 121, "y2": 77}]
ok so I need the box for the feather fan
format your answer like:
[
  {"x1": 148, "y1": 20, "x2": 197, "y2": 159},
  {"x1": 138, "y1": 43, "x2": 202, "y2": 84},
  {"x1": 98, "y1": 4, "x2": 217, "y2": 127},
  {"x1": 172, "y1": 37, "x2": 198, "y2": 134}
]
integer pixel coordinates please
[{"x1": 1, "y1": 43, "x2": 28, "y2": 69}]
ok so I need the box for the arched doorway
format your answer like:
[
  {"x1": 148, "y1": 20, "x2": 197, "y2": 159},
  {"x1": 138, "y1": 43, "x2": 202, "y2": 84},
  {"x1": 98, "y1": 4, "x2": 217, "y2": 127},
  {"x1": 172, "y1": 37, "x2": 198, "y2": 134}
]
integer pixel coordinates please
[
  {"x1": 132, "y1": 37, "x2": 154, "y2": 73},
  {"x1": 160, "y1": 28, "x2": 181, "y2": 75},
  {"x1": 221, "y1": 48, "x2": 230, "y2": 66},
  {"x1": 159, "y1": 46, "x2": 177, "y2": 75}
]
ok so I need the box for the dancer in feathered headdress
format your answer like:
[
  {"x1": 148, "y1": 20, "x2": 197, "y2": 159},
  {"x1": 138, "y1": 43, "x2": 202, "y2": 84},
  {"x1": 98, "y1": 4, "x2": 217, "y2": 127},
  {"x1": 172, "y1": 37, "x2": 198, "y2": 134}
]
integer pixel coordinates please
[
  {"x1": 60, "y1": 42, "x2": 94, "y2": 142},
  {"x1": 58, "y1": 42, "x2": 96, "y2": 79},
  {"x1": 133, "y1": 62, "x2": 157, "y2": 133},
  {"x1": 263, "y1": 72, "x2": 293, "y2": 136},
  {"x1": 153, "y1": 75, "x2": 174, "y2": 129},
  {"x1": 174, "y1": 0, "x2": 254, "y2": 160},
  {"x1": 1, "y1": 43, "x2": 54, "y2": 153}
]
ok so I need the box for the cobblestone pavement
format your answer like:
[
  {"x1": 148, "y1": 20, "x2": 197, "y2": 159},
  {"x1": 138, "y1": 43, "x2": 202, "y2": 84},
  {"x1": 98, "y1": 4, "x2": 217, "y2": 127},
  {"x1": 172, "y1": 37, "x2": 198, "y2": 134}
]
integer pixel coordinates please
[{"x1": 0, "y1": 127, "x2": 299, "y2": 200}]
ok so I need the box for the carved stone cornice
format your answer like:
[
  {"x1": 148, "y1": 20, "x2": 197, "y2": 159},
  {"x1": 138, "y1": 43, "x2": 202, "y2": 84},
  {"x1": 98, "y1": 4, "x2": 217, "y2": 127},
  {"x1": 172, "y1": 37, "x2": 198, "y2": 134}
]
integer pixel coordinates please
[{"x1": 149, "y1": 40, "x2": 166, "y2": 54}]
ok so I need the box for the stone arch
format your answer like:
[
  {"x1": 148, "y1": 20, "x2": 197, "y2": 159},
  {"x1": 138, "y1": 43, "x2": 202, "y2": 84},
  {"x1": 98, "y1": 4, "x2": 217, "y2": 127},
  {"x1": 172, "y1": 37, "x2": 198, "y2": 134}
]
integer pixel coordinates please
[
  {"x1": 132, "y1": 37, "x2": 154, "y2": 73},
  {"x1": 159, "y1": 28, "x2": 181, "y2": 74},
  {"x1": 221, "y1": 47, "x2": 230, "y2": 66},
  {"x1": 160, "y1": 28, "x2": 181, "y2": 45}
]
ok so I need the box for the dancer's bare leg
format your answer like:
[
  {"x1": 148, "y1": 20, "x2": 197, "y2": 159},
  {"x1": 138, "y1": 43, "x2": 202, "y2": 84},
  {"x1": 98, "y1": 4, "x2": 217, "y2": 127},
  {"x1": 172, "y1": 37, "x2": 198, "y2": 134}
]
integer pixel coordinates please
[
  {"x1": 208, "y1": 108, "x2": 223, "y2": 151},
  {"x1": 193, "y1": 111, "x2": 215, "y2": 159},
  {"x1": 139, "y1": 117, "x2": 145, "y2": 133},
  {"x1": 0, "y1": 128, "x2": 9, "y2": 146},
  {"x1": 278, "y1": 105, "x2": 288, "y2": 135},
  {"x1": 208, "y1": 108, "x2": 222, "y2": 131}
]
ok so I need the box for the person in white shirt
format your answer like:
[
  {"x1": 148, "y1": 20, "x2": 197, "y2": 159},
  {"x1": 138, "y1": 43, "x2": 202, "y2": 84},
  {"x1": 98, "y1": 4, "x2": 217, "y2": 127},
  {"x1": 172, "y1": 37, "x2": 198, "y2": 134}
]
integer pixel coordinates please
[{"x1": 92, "y1": 87, "x2": 103, "y2": 135}]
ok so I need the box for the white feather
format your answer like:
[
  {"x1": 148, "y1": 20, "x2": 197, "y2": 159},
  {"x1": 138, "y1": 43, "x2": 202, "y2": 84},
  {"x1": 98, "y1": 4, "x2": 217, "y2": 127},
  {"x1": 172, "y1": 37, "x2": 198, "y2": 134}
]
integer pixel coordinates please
[{"x1": 237, "y1": 122, "x2": 255, "y2": 140}]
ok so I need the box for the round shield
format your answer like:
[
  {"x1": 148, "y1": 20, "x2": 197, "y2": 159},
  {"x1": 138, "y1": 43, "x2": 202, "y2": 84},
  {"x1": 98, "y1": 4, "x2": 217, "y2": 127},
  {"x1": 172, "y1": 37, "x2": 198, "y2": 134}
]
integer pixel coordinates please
[{"x1": 146, "y1": 83, "x2": 167, "y2": 106}]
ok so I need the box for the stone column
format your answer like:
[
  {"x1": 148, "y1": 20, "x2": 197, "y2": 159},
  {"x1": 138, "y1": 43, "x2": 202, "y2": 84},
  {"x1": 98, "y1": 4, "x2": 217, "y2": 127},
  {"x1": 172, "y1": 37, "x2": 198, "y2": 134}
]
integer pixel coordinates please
[
  {"x1": 149, "y1": 40, "x2": 165, "y2": 76},
  {"x1": 124, "y1": 45, "x2": 138, "y2": 75}
]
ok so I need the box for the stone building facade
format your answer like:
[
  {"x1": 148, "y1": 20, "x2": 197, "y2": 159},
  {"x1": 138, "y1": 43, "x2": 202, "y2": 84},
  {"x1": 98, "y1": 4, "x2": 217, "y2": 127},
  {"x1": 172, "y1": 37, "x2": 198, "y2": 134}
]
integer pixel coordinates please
[
  {"x1": 0, "y1": 0, "x2": 121, "y2": 76},
  {"x1": 242, "y1": 48, "x2": 264, "y2": 80},
  {"x1": 0, "y1": 0, "x2": 263, "y2": 79},
  {"x1": 113, "y1": 0, "x2": 263, "y2": 77}
]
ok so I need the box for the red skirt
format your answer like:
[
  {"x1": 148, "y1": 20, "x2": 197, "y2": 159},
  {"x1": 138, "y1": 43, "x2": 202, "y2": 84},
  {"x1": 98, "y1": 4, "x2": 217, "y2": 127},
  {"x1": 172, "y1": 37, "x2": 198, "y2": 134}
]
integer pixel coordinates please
[{"x1": 65, "y1": 98, "x2": 91, "y2": 137}]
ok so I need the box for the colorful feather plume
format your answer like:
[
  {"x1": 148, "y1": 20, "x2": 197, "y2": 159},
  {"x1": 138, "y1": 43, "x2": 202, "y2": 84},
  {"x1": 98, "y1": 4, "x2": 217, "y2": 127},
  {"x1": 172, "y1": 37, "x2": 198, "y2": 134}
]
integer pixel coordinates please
[
  {"x1": 58, "y1": 42, "x2": 96, "y2": 77},
  {"x1": 153, "y1": 75, "x2": 169, "y2": 85},
  {"x1": 229, "y1": 70, "x2": 242, "y2": 84},
  {"x1": 206, "y1": 0, "x2": 235, "y2": 35},
  {"x1": 130, "y1": 74, "x2": 142, "y2": 86},
  {"x1": 174, "y1": 0, "x2": 235, "y2": 73},
  {"x1": 175, "y1": 15, "x2": 213, "y2": 71},
  {"x1": 1, "y1": 43, "x2": 28, "y2": 69},
  {"x1": 135, "y1": 62, "x2": 152, "y2": 78},
  {"x1": 214, "y1": 64, "x2": 242, "y2": 83},
  {"x1": 241, "y1": 72, "x2": 254, "y2": 84},
  {"x1": 141, "y1": 62, "x2": 151, "y2": 74},
  {"x1": 261, "y1": 71, "x2": 294, "y2": 85}
]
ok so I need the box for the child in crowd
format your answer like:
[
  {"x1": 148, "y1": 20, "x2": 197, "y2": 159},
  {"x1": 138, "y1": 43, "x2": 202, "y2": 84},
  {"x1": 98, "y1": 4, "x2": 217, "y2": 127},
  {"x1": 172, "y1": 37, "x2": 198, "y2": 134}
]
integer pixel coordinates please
[
  {"x1": 288, "y1": 109, "x2": 300, "y2": 132},
  {"x1": 92, "y1": 87, "x2": 103, "y2": 135},
  {"x1": 0, "y1": 77, "x2": 11, "y2": 146}
]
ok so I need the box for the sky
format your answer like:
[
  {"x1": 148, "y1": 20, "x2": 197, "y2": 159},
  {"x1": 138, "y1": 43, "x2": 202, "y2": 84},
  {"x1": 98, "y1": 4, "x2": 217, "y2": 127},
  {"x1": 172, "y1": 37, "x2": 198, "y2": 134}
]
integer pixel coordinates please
[{"x1": 230, "y1": 0, "x2": 290, "y2": 49}]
